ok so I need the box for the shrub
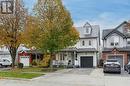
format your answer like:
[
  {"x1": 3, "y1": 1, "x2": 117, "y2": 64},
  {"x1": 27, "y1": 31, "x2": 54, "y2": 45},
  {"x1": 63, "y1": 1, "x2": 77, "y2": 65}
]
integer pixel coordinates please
[
  {"x1": 31, "y1": 60, "x2": 38, "y2": 66},
  {"x1": 18, "y1": 63, "x2": 24, "y2": 69},
  {"x1": 38, "y1": 54, "x2": 50, "y2": 68},
  {"x1": 99, "y1": 59, "x2": 104, "y2": 67}
]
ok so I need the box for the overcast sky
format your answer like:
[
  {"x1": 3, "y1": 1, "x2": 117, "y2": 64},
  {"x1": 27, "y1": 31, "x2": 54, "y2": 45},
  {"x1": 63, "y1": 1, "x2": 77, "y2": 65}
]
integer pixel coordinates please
[{"x1": 24, "y1": 0, "x2": 130, "y2": 29}]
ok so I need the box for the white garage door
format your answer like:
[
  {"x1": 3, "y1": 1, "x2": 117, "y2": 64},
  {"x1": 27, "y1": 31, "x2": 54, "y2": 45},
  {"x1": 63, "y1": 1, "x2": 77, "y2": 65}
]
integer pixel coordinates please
[{"x1": 20, "y1": 56, "x2": 30, "y2": 66}]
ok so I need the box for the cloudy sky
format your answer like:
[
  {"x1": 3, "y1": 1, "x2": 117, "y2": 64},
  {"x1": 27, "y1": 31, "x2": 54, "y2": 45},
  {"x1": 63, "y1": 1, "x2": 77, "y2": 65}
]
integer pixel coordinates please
[{"x1": 24, "y1": 0, "x2": 130, "y2": 29}]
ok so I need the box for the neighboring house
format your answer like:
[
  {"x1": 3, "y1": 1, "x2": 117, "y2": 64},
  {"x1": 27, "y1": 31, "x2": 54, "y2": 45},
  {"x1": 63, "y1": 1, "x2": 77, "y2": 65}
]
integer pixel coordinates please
[
  {"x1": 18, "y1": 45, "x2": 43, "y2": 67},
  {"x1": 53, "y1": 22, "x2": 100, "y2": 68},
  {"x1": 0, "y1": 44, "x2": 31, "y2": 66},
  {"x1": 0, "y1": 44, "x2": 43, "y2": 67},
  {"x1": 102, "y1": 21, "x2": 130, "y2": 68}
]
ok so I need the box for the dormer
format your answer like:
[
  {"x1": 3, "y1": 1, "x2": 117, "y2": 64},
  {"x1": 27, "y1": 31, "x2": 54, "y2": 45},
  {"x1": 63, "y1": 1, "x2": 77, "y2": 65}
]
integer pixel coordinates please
[{"x1": 83, "y1": 22, "x2": 92, "y2": 35}]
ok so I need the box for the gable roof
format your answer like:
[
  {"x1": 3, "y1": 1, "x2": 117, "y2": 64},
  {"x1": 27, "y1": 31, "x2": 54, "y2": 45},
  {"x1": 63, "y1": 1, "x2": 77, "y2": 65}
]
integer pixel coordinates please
[
  {"x1": 102, "y1": 29, "x2": 114, "y2": 39},
  {"x1": 114, "y1": 21, "x2": 127, "y2": 30},
  {"x1": 102, "y1": 21, "x2": 128, "y2": 40},
  {"x1": 103, "y1": 29, "x2": 127, "y2": 40}
]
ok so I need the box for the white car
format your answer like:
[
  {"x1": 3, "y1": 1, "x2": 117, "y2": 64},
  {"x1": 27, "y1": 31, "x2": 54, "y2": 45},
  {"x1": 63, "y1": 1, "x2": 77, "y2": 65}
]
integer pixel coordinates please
[{"x1": 0, "y1": 59, "x2": 12, "y2": 67}]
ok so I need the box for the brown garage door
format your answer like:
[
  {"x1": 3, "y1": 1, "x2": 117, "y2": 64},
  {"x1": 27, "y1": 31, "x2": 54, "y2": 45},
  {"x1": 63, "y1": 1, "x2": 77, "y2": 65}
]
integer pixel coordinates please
[{"x1": 80, "y1": 56, "x2": 93, "y2": 68}]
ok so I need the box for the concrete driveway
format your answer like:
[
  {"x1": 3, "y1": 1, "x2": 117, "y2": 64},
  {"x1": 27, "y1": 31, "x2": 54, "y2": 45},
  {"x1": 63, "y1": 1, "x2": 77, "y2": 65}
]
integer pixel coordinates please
[{"x1": 0, "y1": 68, "x2": 130, "y2": 86}]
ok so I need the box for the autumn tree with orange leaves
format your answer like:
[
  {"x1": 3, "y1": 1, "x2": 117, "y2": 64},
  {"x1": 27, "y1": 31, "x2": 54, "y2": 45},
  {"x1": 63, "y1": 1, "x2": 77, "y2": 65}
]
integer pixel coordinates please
[
  {"x1": 0, "y1": 0, "x2": 79, "y2": 68},
  {"x1": 32, "y1": 0, "x2": 79, "y2": 68},
  {"x1": 0, "y1": 0, "x2": 27, "y2": 68}
]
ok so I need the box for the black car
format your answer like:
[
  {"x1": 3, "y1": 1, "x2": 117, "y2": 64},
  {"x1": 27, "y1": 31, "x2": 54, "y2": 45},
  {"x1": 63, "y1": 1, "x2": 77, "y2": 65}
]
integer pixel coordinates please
[
  {"x1": 103, "y1": 59, "x2": 121, "y2": 73},
  {"x1": 124, "y1": 62, "x2": 130, "y2": 74}
]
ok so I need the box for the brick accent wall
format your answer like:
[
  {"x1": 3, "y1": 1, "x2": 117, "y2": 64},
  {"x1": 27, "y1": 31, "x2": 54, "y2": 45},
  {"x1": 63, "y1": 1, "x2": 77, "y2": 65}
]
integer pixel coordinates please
[{"x1": 102, "y1": 49, "x2": 128, "y2": 65}]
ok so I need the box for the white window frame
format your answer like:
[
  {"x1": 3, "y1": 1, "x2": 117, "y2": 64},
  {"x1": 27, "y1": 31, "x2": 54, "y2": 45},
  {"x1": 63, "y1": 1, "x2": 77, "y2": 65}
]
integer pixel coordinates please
[
  {"x1": 89, "y1": 40, "x2": 92, "y2": 46},
  {"x1": 82, "y1": 40, "x2": 85, "y2": 46},
  {"x1": 127, "y1": 29, "x2": 130, "y2": 33},
  {"x1": 127, "y1": 39, "x2": 130, "y2": 45},
  {"x1": 110, "y1": 35, "x2": 119, "y2": 47}
]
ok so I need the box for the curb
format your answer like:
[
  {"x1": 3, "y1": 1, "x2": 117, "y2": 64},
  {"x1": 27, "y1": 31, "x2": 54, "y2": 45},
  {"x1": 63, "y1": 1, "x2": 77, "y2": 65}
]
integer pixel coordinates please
[{"x1": 0, "y1": 77, "x2": 31, "y2": 81}]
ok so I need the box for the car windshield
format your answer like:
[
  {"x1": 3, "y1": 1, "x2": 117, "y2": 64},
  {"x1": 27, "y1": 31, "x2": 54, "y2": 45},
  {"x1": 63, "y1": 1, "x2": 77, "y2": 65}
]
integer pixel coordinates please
[{"x1": 107, "y1": 60, "x2": 118, "y2": 62}]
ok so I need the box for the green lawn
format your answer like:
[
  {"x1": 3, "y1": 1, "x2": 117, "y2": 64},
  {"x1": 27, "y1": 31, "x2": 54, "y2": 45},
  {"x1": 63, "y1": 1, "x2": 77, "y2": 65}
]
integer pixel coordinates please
[
  {"x1": 0, "y1": 71, "x2": 43, "y2": 79},
  {"x1": 5, "y1": 67, "x2": 59, "y2": 73},
  {"x1": 0, "y1": 67, "x2": 59, "y2": 79}
]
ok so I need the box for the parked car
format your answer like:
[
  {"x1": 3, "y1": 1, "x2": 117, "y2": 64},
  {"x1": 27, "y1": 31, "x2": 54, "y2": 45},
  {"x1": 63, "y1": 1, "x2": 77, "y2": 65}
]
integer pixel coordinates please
[
  {"x1": 0, "y1": 59, "x2": 12, "y2": 67},
  {"x1": 103, "y1": 59, "x2": 121, "y2": 73},
  {"x1": 124, "y1": 62, "x2": 130, "y2": 74}
]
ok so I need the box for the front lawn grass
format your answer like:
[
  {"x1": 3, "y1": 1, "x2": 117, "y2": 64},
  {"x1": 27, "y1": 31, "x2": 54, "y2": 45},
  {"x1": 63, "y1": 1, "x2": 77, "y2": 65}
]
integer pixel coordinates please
[
  {"x1": 0, "y1": 71, "x2": 43, "y2": 79},
  {"x1": 6, "y1": 67, "x2": 59, "y2": 73},
  {"x1": 0, "y1": 67, "x2": 59, "y2": 79}
]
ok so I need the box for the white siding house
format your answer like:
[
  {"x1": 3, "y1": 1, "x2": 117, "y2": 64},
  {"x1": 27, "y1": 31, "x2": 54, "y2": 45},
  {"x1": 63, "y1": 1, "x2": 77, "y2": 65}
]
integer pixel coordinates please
[{"x1": 53, "y1": 22, "x2": 100, "y2": 68}]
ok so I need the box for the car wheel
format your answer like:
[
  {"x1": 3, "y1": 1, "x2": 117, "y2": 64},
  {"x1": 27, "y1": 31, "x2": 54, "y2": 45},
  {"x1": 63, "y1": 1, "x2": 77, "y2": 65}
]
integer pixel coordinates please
[
  {"x1": 0, "y1": 64, "x2": 3, "y2": 68},
  {"x1": 128, "y1": 69, "x2": 130, "y2": 74},
  {"x1": 5, "y1": 65, "x2": 8, "y2": 68},
  {"x1": 118, "y1": 71, "x2": 121, "y2": 74}
]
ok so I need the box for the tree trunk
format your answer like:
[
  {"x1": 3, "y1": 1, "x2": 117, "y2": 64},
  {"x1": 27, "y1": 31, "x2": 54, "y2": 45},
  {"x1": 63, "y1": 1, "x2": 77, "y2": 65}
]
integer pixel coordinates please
[
  {"x1": 49, "y1": 52, "x2": 53, "y2": 69},
  {"x1": 8, "y1": 47, "x2": 17, "y2": 68}
]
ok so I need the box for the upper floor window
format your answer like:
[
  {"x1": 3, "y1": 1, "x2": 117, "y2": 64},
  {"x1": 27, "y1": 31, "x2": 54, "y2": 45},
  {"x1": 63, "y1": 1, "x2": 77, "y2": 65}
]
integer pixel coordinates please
[
  {"x1": 111, "y1": 42, "x2": 114, "y2": 46},
  {"x1": 128, "y1": 41, "x2": 130, "y2": 44},
  {"x1": 127, "y1": 39, "x2": 130, "y2": 45},
  {"x1": 83, "y1": 22, "x2": 93, "y2": 35},
  {"x1": 84, "y1": 27, "x2": 92, "y2": 35},
  {"x1": 82, "y1": 40, "x2": 85, "y2": 46},
  {"x1": 127, "y1": 29, "x2": 130, "y2": 33},
  {"x1": 115, "y1": 42, "x2": 119, "y2": 46},
  {"x1": 86, "y1": 28, "x2": 89, "y2": 33},
  {"x1": 110, "y1": 35, "x2": 119, "y2": 46},
  {"x1": 114, "y1": 36, "x2": 119, "y2": 46},
  {"x1": 89, "y1": 40, "x2": 91, "y2": 46}
]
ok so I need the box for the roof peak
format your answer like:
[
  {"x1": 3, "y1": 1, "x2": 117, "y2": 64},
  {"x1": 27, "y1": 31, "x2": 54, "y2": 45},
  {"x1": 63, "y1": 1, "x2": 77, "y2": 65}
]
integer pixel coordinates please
[{"x1": 102, "y1": 21, "x2": 128, "y2": 39}]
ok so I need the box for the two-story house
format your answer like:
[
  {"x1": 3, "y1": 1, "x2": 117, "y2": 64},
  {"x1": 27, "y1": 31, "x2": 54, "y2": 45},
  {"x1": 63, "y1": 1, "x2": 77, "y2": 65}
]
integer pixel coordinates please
[
  {"x1": 53, "y1": 22, "x2": 100, "y2": 68},
  {"x1": 102, "y1": 21, "x2": 130, "y2": 68}
]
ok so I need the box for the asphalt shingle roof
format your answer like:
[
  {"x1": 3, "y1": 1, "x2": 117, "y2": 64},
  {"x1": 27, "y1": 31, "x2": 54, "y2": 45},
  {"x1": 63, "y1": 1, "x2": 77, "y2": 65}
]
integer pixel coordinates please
[
  {"x1": 76, "y1": 25, "x2": 100, "y2": 38},
  {"x1": 102, "y1": 29, "x2": 114, "y2": 39},
  {"x1": 102, "y1": 29, "x2": 127, "y2": 39},
  {"x1": 61, "y1": 48, "x2": 97, "y2": 52},
  {"x1": 77, "y1": 48, "x2": 97, "y2": 52},
  {"x1": 102, "y1": 21, "x2": 130, "y2": 39}
]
